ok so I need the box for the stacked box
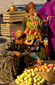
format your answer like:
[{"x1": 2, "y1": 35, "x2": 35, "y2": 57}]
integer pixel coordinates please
[{"x1": 1, "y1": 23, "x2": 22, "y2": 36}]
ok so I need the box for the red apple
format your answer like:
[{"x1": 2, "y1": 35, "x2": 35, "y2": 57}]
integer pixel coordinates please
[
  {"x1": 53, "y1": 64, "x2": 55, "y2": 67},
  {"x1": 49, "y1": 66, "x2": 53, "y2": 70},
  {"x1": 38, "y1": 66, "x2": 42, "y2": 69},
  {"x1": 38, "y1": 69, "x2": 42, "y2": 72},
  {"x1": 44, "y1": 63, "x2": 48, "y2": 66},
  {"x1": 53, "y1": 67, "x2": 55, "y2": 71}
]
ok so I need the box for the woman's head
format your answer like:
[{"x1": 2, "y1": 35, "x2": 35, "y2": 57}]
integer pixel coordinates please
[
  {"x1": 15, "y1": 29, "x2": 26, "y2": 45},
  {"x1": 26, "y1": 2, "x2": 36, "y2": 15}
]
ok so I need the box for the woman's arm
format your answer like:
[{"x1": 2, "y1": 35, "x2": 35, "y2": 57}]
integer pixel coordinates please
[
  {"x1": 22, "y1": 44, "x2": 41, "y2": 65},
  {"x1": 37, "y1": 3, "x2": 47, "y2": 19},
  {"x1": 1, "y1": 42, "x2": 22, "y2": 58},
  {"x1": 1, "y1": 42, "x2": 15, "y2": 57},
  {"x1": 53, "y1": 3, "x2": 55, "y2": 16},
  {"x1": 22, "y1": 17, "x2": 27, "y2": 31}
]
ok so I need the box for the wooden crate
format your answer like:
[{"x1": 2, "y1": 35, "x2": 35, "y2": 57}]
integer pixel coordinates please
[
  {"x1": 3, "y1": 11, "x2": 26, "y2": 23},
  {"x1": 1, "y1": 23, "x2": 22, "y2": 36}
]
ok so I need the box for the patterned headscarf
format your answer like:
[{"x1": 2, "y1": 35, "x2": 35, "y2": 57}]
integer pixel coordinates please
[
  {"x1": 26, "y1": 2, "x2": 36, "y2": 12},
  {"x1": 15, "y1": 29, "x2": 26, "y2": 40}
]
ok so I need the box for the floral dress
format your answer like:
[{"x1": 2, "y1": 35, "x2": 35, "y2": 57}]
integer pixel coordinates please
[{"x1": 22, "y1": 15, "x2": 43, "y2": 51}]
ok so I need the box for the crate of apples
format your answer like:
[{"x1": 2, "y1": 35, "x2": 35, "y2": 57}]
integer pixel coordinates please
[
  {"x1": 34, "y1": 63, "x2": 55, "y2": 72},
  {"x1": 33, "y1": 63, "x2": 55, "y2": 84}
]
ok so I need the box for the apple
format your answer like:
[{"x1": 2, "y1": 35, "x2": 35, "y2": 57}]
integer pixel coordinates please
[
  {"x1": 40, "y1": 80, "x2": 43, "y2": 84},
  {"x1": 28, "y1": 78, "x2": 33, "y2": 82},
  {"x1": 20, "y1": 75, "x2": 24, "y2": 79},
  {"x1": 32, "y1": 72, "x2": 35, "y2": 77},
  {"x1": 15, "y1": 79, "x2": 20, "y2": 85},
  {"x1": 24, "y1": 77, "x2": 27, "y2": 80},
  {"x1": 41, "y1": 79, "x2": 45, "y2": 82},
  {"x1": 46, "y1": 69, "x2": 51, "y2": 72},
  {"x1": 44, "y1": 63, "x2": 48, "y2": 66},
  {"x1": 24, "y1": 72, "x2": 28, "y2": 76},
  {"x1": 27, "y1": 74, "x2": 32, "y2": 78},
  {"x1": 42, "y1": 69, "x2": 45, "y2": 72},
  {"x1": 49, "y1": 66, "x2": 53, "y2": 70},
  {"x1": 51, "y1": 64, "x2": 54, "y2": 67},
  {"x1": 33, "y1": 77, "x2": 36, "y2": 80},
  {"x1": 21, "y1": 82, "x2": 24, "y2": 85},
  {"x1": 34, "y1": 67, "x2": 38, "y2": 72},
  {"x1": 25, "y1": 84, "x2": 28, "y2": 85},
  {"x1": 44, "y1": 66, "x2": 48, "y2": 70},
  {"x1": 38, "y1": 66, "x2": 42, "y2": 69},
  {"x1": 36, "y1": 73, "x2": 39, "y2": 76},
  {"x1": 48, "y1": 64, "x2": 54, "y2": 67},
  {"x1": 37, "y1": 82, "x2": 40, "y2": 85},
  {"x1": 24, "y1": 80, "x2": 28, "y2": 84},
  {"x1": 28, "y1": 82, "x2": 32, "y2": 85},
  {"x1": 34, "y1": 79, "x2": 38, "y2": 83},
  {"x1": 35, "y1": 75, "x2": 39, "y2": 78},
  {"x1": 39, "y1": 76, "x2": 42, "y2": 80},
  {"x1": 53, "y1": 67, "x2": 55, "y2": 71},
  {"x1": 20, "y1": 79, "x2": 24, "y2": 83},
  {"x1": 53, "y1": 64, "x2": 55, "y2": 67},
  {"x1": 37, "y1": 78, "x2": 40, "y2": 81},
  {"x1": 41, "y1": 65, "x2": 44, "y2": 70},
  {"x1": 17, "y1": 77, "x2": 21, "y2": 81},
  {"x1": 17, "y1": 75, "x2": 20, "y2": 79},
  {"x1": 38, "y1": 69, "x2": 42, "y2": 72},
  {"x1": 33, "y1": 83, "x2": 37, "y2": 85},
  {"x1": 27, "y1": 69, "x2": 31, "y2": 73},
  {"x1": 31, "y1": 69, "x2": 34, "y2": 72}
]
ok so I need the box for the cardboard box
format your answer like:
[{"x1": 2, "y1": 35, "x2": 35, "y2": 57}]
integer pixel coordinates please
[{"x1": 25, "y1": 61, "x2": 55, "y2": 84}]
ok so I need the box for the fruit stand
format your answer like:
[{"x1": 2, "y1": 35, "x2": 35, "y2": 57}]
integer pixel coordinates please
[{"x1": 13, "y1": 60, "x2": 55, "y2": 85}]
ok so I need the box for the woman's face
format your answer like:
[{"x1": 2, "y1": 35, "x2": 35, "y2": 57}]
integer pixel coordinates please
[
  {"x1": 15, "y1": 38, "x2": 26, "y2": 45},
  {"x1": 28, "y1": 7, "x2": 36, "y2": 15}
]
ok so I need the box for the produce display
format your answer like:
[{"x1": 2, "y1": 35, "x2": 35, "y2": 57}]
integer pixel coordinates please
[
  {"x1": 34, "y1": 63, "x2": 55, "y2": 72},
  {"x1": 15, "y1": 69, "x2": 45, "y2": 85},
  {"x1": 15, "y1": 63, "x2": 55, "y2": 85}
]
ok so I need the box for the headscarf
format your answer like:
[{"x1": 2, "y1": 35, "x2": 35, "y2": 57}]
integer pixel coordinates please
[
  {"x1": 26, "y1": 2, "x2": 36, "y2": 12},
  {"x1": 11, "y1": 30, "x2": 16, "y2": 41},
  {"x1": 11, "y1": 29, "x2": 26, "y2": 40},
  {"x1": 15, "y1": 29, "x2": 26, "y2": 39}
]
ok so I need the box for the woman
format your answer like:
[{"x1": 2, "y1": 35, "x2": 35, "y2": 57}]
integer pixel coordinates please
[
  {"x1": 0, "y1": 29, "x2": 41, "y2": 84},
  {"x1": 22, "y1": 2, "x2": 47, "y2": 60},
  {"x1": 38, "y1": 0, "x2": 55, "y2": 60}
]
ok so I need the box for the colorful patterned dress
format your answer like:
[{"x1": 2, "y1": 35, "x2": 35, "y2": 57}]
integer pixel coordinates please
[{"x1": 22, "y1": 15, "x2": 43, "y2": 51}]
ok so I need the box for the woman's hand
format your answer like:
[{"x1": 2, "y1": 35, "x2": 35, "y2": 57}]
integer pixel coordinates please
[
  {"x1": 15, "y1": 51, "x2": 22, "y2": 58},
  {"x1": 34, "y1": 12, "x2": 39, "y2": 20},
  {"x1": 37, "y1": 57, "x2": 41, "y2": 65}
]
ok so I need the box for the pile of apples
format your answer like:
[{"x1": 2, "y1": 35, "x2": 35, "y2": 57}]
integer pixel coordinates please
[
  {"x1": 15, "y1": 69, "x2": 45, "y2": 85},
  {"x1": 34, "y1": 63, "x2": 55, "y2": 72}
]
